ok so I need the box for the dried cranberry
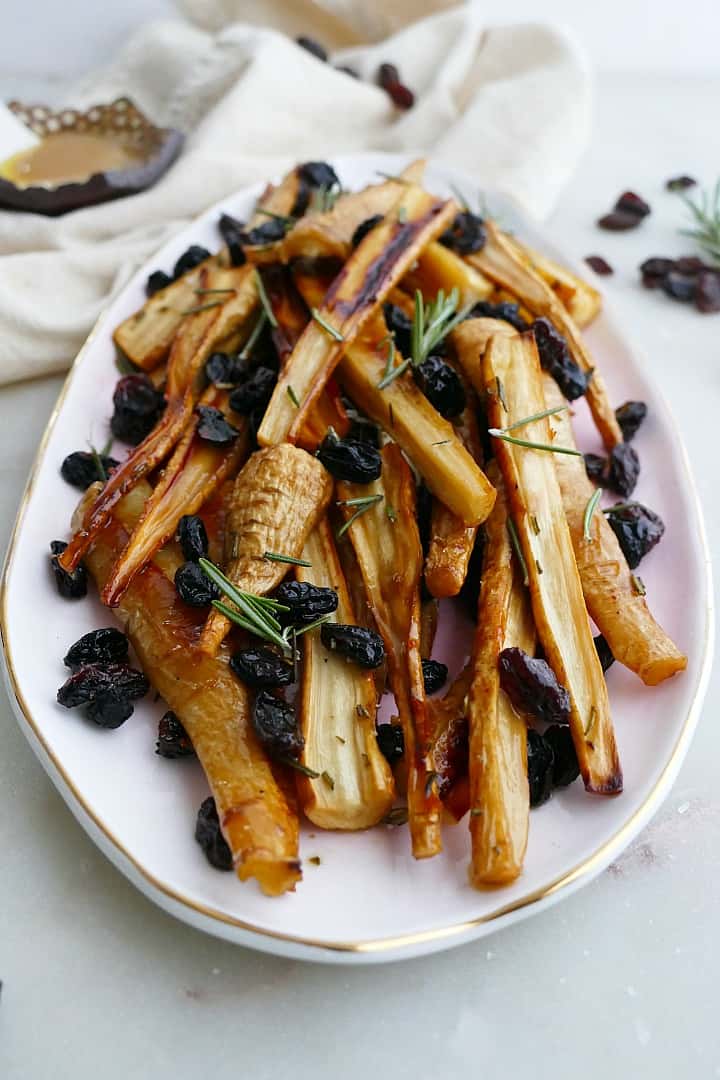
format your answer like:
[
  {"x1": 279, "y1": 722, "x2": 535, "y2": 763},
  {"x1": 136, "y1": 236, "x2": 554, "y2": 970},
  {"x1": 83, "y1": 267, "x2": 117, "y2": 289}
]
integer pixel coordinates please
[
  {"x1": 156, "y1": 711, "x2": 195, "y2": 758},
  {"x1": 274, "y1": 581, "x2": 339, "y2": 625},
  {"x1": 229, "y1": 366, "x2": 276, "y2": 415},
  {"x1": 174, "y1": 561, "x2": 220, "y2": 607},
  {"x1": 382, "y1": 302, "x2": 412, "y2": 356},
  {"x1": 176, "y1": 515, "x2": 208, "y2": 562},
  {"x1": 195, "y1": 405, "x2": 240, "y2": 446},
  {"x1": 584, "y1": 453, "x2": 607, "y2": 484},
  {"x1": 60, "y1": 450, "x2": 119, "y2": 490},
  {"x1": 86, "y1": 688, "x2": 134, "y2": 729},
  {"x1": 320, "y1": 623, "x2": 385, "y2": 669},
  {"x1": 146, "y1": 269, "x2": 172, "y2": 296},
  {"x1": 173, "y1": 245, "x2": 210, "y2": 280},
  {"x1": 615, "y1": 191, "x2": 651, "y2": 219},
  {"x1": 615, "y1": 401, "x2": 647, "y2": 442},
  {"x1": 195, "y1": 797, "x2": 233, "y2": 871},
  {"x1": 218, "y1": 212, "x2": 246, "y2": 266},
  {"x1": 499, "y1": 648, "x2": 571, "y2": 725},
  {"x1": 594, "y1": 634, "x2": 615, "y2": 673},
  {"x1": 414, "y1": 356, "x2": 466, "y2": 418},
  {"x1": 385, "y1": 81, "x2": 414, "y2": 109},
  {"x1": 597, "y1": 210, "x2": 644, "y2": 231},
  {"x1": 532, "y1": 317, "x2": 591, "y2": 401},
  {"x1": 696, "y1": 271, "x2": 720, "y2": 313},
  {"x1": 296, "y1": 36, "x2": 328, "y2": 62},
  {"x1": 585, "y1": 255, "x2": 613, "y2": 276},
  {"x1": 471, "y1": 300, "x2": 529, "y2": 331},
  {"x1": 666, "y1": 175, "x2": 697, "y2": 191},
  {"x1": 607, "y1": 442, "x2": 640, "y2": 497},
  {"x1": 252, "y1": 691, "x2": 304, "y2": 759},
  {"x1": 527, "y1": 729, "x2": 555, "y2": 807},
  {"x1": 317, "y1": 431, "x2": 382, "y2": 483},
  {"x1": 605, "y1": 502, "x2": 665, "y2": 569},
  {"x1": 111, "y1": 374, "x2": 164, "y2": 445},
  {"x1": 230, "y1": 647, "x2": 295, "y2": 689},
  {"x1": 49, "y1": 540, "x2": 87, "y2": 600},
  {"x1": 376, "y1": 723, "x2": 404, "y2": 764},
  {"x1": 544, "y1": 725, "x2": 580, "y2": 788},
  {"x1": 422, "y1": 659, "x2": 448, "y2": 695},
  {"x1": 351, "y1": 214, "x2": 384, "y2": 249},
  {"x1": 378, "y1": 63, "x2": 401, "y2": 88},
  {"x1": 439, "y1": 211, "x2": 486, "y2": 255},
  {"x1": 64, "y1": 628, "x2": 129, "y2": 669},
  {"x1": 57, "y1": 662, "x2": 148, "y2": 708},
  {"x1": 662, "y1": 272, "x2": 697, "y2": 302}
]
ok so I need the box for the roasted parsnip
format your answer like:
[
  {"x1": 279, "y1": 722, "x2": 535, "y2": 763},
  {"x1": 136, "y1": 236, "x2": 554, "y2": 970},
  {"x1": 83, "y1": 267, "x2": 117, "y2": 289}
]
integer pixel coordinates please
[
  {"x1": 405, "y1": 240, "x2": 494, "y2": 305},
  {"x1": 200, "y1": 444, "x2": 333, "y2": 654},
  {"x1": 543, "y1": 375, "x2": 687, "y2": 685},
  {"x1": 504, "y1": 235, "x2": 602, "y2": 328},
  {"x1": 484, "y1": 332, "x2": 623, "y2": 795},
  {"x1": 428, "y1": 664, "x2": 472, "y2": 822},
  {"x1": 338, "y1": 444, "x2": 441, "y2": 858},
  {"x1": 257, "y1": 186, "x2": 457, "y2": 446},
  {"x1": 77, "y1": 483, "x2": 301, "y2": 896},
  {"x1": 296, "y1": 519, "x2": 395, "y2": 829}
]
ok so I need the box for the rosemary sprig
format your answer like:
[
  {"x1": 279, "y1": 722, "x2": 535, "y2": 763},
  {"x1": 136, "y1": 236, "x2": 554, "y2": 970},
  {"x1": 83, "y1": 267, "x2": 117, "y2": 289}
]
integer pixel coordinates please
[
  {"x1": 254, "y1": 269, "x2": 278, "y2": 328},
  {"x1": 507, "y1": 517, "x2": 529, "y2": 586},
  {"x1": 385, "y1": 502, "x2": 397, "y2": 523},
  {"x1": 503, "y1": 404, "x2": 569, "y2": 432},
  {"x1": 311, "y1": 308, "x2": 344, "y2": 341},
  {"x1": 287, "y1": 386, "x2": 300, "y2": 408},
  {"x1": 238, "y1": 310, "x2": 267, "y2": 360},
  {"x1": 279, "y1": 757, "x2": 320, "y2": 779},
  {"x1": 180, "y1": 300, "x2": 224, "y2": 315},
  {"x1": 263, "y1": 551, "x2": 311, "y2": 567},
  {"x1": 199, "y1": 558, "x2": 291, "y2": 654},
  {"x1": 488, "y1": 428, "x2": 582, "y2": 456},
  {"x1": 680, "y1": 180, "x2": 720, "y2": 262},
  {"x1": 378, "y1": 287, "x2": 472, "y2": 390},
  {"x1": 583, "y1": 488, "x2": 603, "y2": 542},
  {"x1": 378, "y1": 336, "x2": 396, "y2": 386},
  {"x1": 336, "y1": 494, "x2": 383, "y2": 539}
]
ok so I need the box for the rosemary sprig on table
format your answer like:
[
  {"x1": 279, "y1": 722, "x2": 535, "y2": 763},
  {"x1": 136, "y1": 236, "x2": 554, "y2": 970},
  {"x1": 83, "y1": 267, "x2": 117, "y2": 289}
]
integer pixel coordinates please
[
  {"x1": 583, "y1": 488, "x2": 603, "y2": 542},
  {"x1": 254, "y1": 269, "x2": 278, "y2": 328},
  {"x1": 680, "y1": 180, "x2": 720, "y2": 262}
]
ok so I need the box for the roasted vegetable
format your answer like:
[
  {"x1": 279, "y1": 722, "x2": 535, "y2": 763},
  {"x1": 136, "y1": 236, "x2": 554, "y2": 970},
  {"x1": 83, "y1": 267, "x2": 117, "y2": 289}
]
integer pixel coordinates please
[
  {"x1": 295, "y1": 520, "x2": 395, "y2": 829},
  {"x1": 76, "y1": 482, "x2": 301, "y2": 896},
  {"x1": 257, "y1": 185, "x2": 457, "y2": 446},
  {"x1": 337, "y1": 443, "x2": 441, "y2": 858},
  {"x1": 450, "y1": 316, "x2": 517, "y2": 391},
  {"x1": 543, "y1": 375, "x2": 686, "y2": 684},
  {"x1": 484, "y1": 332, "x2": 622, "y2": 795},
  {"x1": 406, "y1": 240, "x2": 494, "y2": 305},
  {"x1": 504, "y1": 234, "x2": 603, "y2": 328},
  {"x1": 199, "y1": 444, "x2": 333, "y2": 654},
  {"x1": 427, "y1": 664, "x2": 473, "y2": 820}
]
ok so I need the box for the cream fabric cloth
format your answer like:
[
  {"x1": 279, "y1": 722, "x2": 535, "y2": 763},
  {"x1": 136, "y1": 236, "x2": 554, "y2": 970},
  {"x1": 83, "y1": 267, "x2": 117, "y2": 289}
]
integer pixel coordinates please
[{"x1": 0, "y1": 1, "x2": 591, "y2": 385}]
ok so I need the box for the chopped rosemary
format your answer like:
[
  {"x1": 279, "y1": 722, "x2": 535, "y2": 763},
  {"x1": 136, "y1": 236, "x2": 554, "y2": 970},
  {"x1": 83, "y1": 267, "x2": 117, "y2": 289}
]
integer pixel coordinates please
[
  {"x1": 293, "y1": 613, "x2": 334, "y2": 637},
  {"x1": 503, "y1": 404, "x2": 569, "y2": 432},
  {"x1": 507, "y1": 517, "x2": 529, "y2": 586},
  {"x1": 496, "y1": 376, "x2": 508, "y2": 412},
  {"x1": 254, "y1": 268, "x2": 278, "y2": 327},
  {"x1": 179, "y1": 300, "x2": 224, "y2": 315},
  {"x1": 310, "y1": 185, "x2": 339, "y2": 213},
  {"x1": 529, "y1": 514, "x2": 541, "y2": 535},
  {"x1": 263, "y1": 551, "x2": 311, "y2": 567},
  {"x1": 336, "y1": 494, "x2": 383, "y2": 508},
  {"x1": 238, "y1": 310, "x2": 267, "y2": 360},
  {"x1": 385, "y1": 502, "x2": 397, "y2": 523},
  {"x1": 470, "y1": 808, "x2": 483, "y2": 817},
  {"x1": 308, "y1": 855, "x2": 321, "y2": 866},
  {"x1": 377, "y1": 356, "x2": 411, "y2": 390},
  {"x1": 488, "y1": 428, "x2": 582, "y2": 456},
  {"x1": 199, "y1": 557, "x2": 291, "y2": 654},
  {"x1": 335, "y1": 735, "x2": 346, "y2": 744},
  {"x1": 336, "y1": 494, "x2": 384, "y2": 538},
  {"x1": 311, "y1": 308, "x2": 344, "y2": 342},
  {"x1": 583, "y1": 488, "x2": 603, "y2": 542},
  {"x1": 87, "y1": 442, "x2": 107, "y2": 483},
  {"x1": 321, "y1": 771, "x2": 335, "y2": 790},
  {"x1": 398, "y1": 206, "x2": 408, "y2": 224},
  {"x1": 279, "y1": 757, "x2": 320, "y2": 779},
  {"x1": 287, "y1": 385, "x2": 300, "y2": 408},
  {"x1": 584, "y1": 704, "x2": 598, "y2": 739},
  {"x1": 431, "y1": 439, "x2": 450, "y2": 446},
  {"x1": 378, "y1": 287, "x2": 472, "y2": 390},
  {"x1": 631, "y1": 574, "x2": 647, "y2": 596}
]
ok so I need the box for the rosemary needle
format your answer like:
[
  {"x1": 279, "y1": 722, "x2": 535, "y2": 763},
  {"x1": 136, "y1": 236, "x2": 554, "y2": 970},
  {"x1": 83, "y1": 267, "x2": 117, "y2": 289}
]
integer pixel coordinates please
[
  {"x1": 488, "y1": 429, "x2": 582, "y2": 456},
  {"x1": 254, "y1": 269, "x2": 278, "y2": 327},
  {"x1": 503, "y1": 404, "x2": 569, "y2": 432},
  {"x1": 263, "y1": 551, "x2": 312, "y2": 567},
  {"x1": 583, "y1": 488, "x2": 603, "y2": 541},
  {"x1": 311, "y1": 308, "x2": 344, "y2": 341}
]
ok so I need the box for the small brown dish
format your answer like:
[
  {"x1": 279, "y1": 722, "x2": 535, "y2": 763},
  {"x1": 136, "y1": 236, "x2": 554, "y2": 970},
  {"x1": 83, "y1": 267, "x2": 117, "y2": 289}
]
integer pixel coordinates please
[{"x1": 0, "y1": 97, "x2": 184, "y2": 215}]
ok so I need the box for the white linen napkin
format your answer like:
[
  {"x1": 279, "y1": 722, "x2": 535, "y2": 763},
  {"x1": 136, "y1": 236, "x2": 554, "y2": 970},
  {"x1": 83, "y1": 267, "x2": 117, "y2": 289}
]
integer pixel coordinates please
[{"x1": 0, "y1": 1, "x2": 590, "y2": 385}]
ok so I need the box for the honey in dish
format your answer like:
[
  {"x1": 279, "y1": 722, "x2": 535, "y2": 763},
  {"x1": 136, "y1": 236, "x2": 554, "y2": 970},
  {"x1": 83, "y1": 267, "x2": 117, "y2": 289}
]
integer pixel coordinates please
[{"x1": 0, "y1": 131, "x2": 142, "y2": 187}]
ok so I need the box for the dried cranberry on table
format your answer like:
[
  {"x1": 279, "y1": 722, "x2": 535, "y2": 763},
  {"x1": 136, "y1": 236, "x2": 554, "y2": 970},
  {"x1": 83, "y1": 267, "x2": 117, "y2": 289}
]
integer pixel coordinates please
[
  {"x1": 49, "y1": 540, "x2": 88, "y2": 600},
  {"x1": 218, "y1": 212, "x2": 246, "y2": 266},
  {"x1": 86, "y1": 688, "x2": 134, "y2": 729},
  {"x1": 317, "y1": 431, "x2": 382, "y2": 483},
  {"x1": 527, "y1": 729, "x2": 555, "y2": 807},
  {"x1": 176, "y1": 515, "x2": 208, "y2": 562},
  {"x1": 543, "y1": 725, "x2": 580, "y2": 788},
  {"x1": 376, "y1": 723, "x2": 404, "y2": 764},
  {"x1": 584, "y1": 255, "x2": 613, "y2": 276},
  {"x1": 111, "y1": 374, "x2": 164, "y2": 445},
  {"x1": 174, "y1": 561, "x2": 220, "y2": 607},
  {"x1": 377, "y1": 62, "x2": 415, "y2": 110},
  {"x1": 615, "y1": 400, "x2": 647, "y2": 442},
  {"x1": 156, "y1": 711, "x2": 195, "y2": 758},
  {"x1": 584, "y1": 453, "x2": 607, "y2": 484},
  {"x1": 666, "y1": 175, "x2": 697, "y2": 191},
  {"x1": 351, "y1": 214, "x2": 384, "y2": 249},
  {"x1": 57, "y1": 663, "x2": 148, "y2": 708},
  {"x1": 532, "y1": 317, "x2": 591, "y2": 400},
  {"x1": 605, "y1": 502, "x2": 665, "y2": 569},
  {"x1": 594, "y1": 634, "x2": 615, "y2": 673},
  {"x1": 195, "y1": 797, "x2": 233, "y2": 871},
  {"x1": 597, "y1": 190, "x2": 651, "y2": 231},
  {"x1": 498, "y1": 647, "x2": 571, "y2": 726},
  {"x1": 252, "y1": 691, "x2": 304, "y2": 759},
  {"x1": 273, "y1": 581, "x2": 339, "y2": 625},
  {"x1": 146, "y1": 269, "x2": 172, "y2": 296},
  {"x1": 60, "y1": 450, "x2": 119, "y2": 491},
  {"x1": 471, "y1": 300, "x2": 529, "y2": 332},
  {"x1": 230, "y1": 647, "x2": 295, "y2": 689},
  {"x1": 422, "y1": 658, "x2": 448, "y2": 695},
  {"x1": 615, "y1": 191, "x2": 651, "y2": 218},
  {"x1": 296, "y1": 36, "x2": 328, "y2": 62},
  {"x1": 173, "y1": 245, "x2": 210, "y2": 280},
  {"x1": 229, "y1": 366, "x2": 277, "y2": 416},
  {"x1": 439, "y1": 211, "x2": 486, "y2": 255},
  {"x1": 414, "y1": 355, "x2": 466, "y2": 419},
  {"x1": 64, "y1": 628, "x2": 129, "y2": 669},
  {"x1": 607, "y1": 442, "x2": 640, "y2": 497},
  {"x1": 320, "y1": 623, "x2": 386, "y2": 669},
  {"x1": 195, "y1": 405, "x2": 240, "y2": 446}
]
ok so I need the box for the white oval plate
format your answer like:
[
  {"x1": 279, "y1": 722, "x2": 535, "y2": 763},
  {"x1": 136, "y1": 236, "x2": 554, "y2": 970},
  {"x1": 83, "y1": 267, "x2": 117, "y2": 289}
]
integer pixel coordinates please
[{"x1": 1, "y1": 154, "x2": 713, "y2": 964}]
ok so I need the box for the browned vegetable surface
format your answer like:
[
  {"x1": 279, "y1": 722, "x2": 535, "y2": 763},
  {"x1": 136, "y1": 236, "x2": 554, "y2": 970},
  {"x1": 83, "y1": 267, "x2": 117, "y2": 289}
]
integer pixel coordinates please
[
  {"x1": 406, "y1": 240, "x2": 494, "y2": 305},
  {"x1": 504, "y1": 235, "x2": 602, "y2": 328}
]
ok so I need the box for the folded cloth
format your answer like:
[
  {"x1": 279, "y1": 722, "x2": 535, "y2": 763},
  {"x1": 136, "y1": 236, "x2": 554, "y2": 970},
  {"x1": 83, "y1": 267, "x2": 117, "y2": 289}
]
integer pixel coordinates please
[{"x1": 0, "y1": 1, "x2": 590, "y2": 386}]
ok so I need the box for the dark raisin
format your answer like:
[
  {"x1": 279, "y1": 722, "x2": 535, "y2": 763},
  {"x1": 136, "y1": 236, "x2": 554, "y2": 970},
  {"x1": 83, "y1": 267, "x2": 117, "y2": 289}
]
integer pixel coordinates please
[
  {"x1": 49, "y1": 540, "x2": 87, "y2": 599},
  {"x1": 666, "y1": 175, "x2": 697, "y2": 191},
  {"x1": 696, "y1": 271, "x2": 720, "y2": 313},
  {"x1": 585, "y1": 255, "x2": 613, "y2": 275},
  {"x1": 173, "y1": 245, "x2": 210, "y2": 280},
  {"x1": 335, "y1": 64, "x2": 359, "y2": 78},
  {"x1": 174, "y1": 562, "x2": 219, "y2": 607},
  {"x1": 146, "y1": 269, "x2": 172, "y2": 296},
  {"x1": 544, "y1": 725, "x2": 580, "y2": 788},
  {"x1": 229, "y1": 366, "x2": 276, "y2": 415},
  {"x1": 607, "y1": 442, "x2": 640, "y2": 497},
  {"x1": 156, "y1": 711, "x2": 195, "y2": 758},
  {"x1": 230, "y1": 647, "x2": 295, "y2": 689},
  {"x1": 176, "y1": 515, "x2": 208, "y2": 562},
  {"x1": 351, "y1": 214, "x2": 384, "y2": 249},
  {"x1": 297, "y1": 161, "x2": 340, "y2": 191},
  {"x1": 218, "y1": 212, "x2": 246, "y2": 266},
  {"x1": 499, "y1": 647, "x2": 571, "y2": 725},
  {"x1": 662, "y1": 272, "x2": 697, "y2": 302},
  {"x1": 640, "y1": 257, "x2": 676, "y2": 287},
  {"x1": 252, "y1": 691, "x2": 304, "y2": 759},
  {"x1": 674, "y1": 256, "x2": 707, "y2": 275},
  {"x1": 439, "y1": 211, "x2": 486, "y2": 255},
  {"x1": 615, "y1": 191, "x2": 651, "y2": 219},
  {"x1": 348, "y1": 419, "x2": 380, "y2": 446},
  {"x1": 86, "y1": 688, "x2": 134, "y2": 729},
  {"x1": 195, "y1": 405, "x2": 240, "y2": 446},
  {"x1": 57, "y1": 662, "x2": 148, "y2": 708},
  {"x1": 376, "y1": 723, "x2": 404, "y2": 764},
  {"x1": 205, "y1": 351, "x2": 243, "y2": 386},
  {"x1": 195, "y1": 796, "x2": 233, "y2": 871},
  {"x1": 597, "y1": 210, "x2": 644, "y2": 231},
  {"x1": 60, "y1": 450, "x2": 119, "y2": 490},
  {"x1": 470, "y1": 300, "x2": 529, "y2": 331},
  {"x1": 243, "y1": 218, "x2": 287, "y2": 246},
  {"x1": 110, "y1": 374, "x2": 164, "y2": 445},
  {"x1": 317, "y1": 432, "x2": 382, "y2": 483},
  {"x1": 414, "y1": 356, "x2": 466, "y2": 418},
  {"x1": 320, "y1": 623, "x2": 385, "y2": 669},
  {"x1": 584, "y1": 453, "x2": 607, "y2": 484},
  {"x1": 532, "y1": 317, "x2": 591, "y2": 400},
  {"x1": 615, "y1": 401, "x2": 647, "y2": 442},
  {"x1": 378, "y1": 62, "x2": 400, "y2": 87},
  {"x1": 273, "y1": 581, "x2": 339, "y2": 625},
  {"x1": 386, "y1": 81, "x2": 415, "y2": 109},
  {"x1": 594, "y1": 634, "x2": 615, "y2": 673},
  {"x1": 605, "y1": 502, "x2": 665, "y2": 569},
  {"x1": 296, "y1": 36, "x2": 328, "y2": 62},
  {"x1": 527, "y1": 729, "x2": 555, "y2": 807},
  {"x1": 64, "y1": 628, "x2": 129, "y2": 669},
  {"x1": 422, "y1": 659, "x2": 448, "y2": 695},
  {"x1": 383, "y1": 302, "x2": 413, "y2": 356}
]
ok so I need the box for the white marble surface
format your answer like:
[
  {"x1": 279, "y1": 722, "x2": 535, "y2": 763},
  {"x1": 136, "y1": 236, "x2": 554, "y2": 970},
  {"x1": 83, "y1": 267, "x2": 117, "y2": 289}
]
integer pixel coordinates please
[{"x1": 1, "y1": 54, "x2": 719, "y2": 1080}]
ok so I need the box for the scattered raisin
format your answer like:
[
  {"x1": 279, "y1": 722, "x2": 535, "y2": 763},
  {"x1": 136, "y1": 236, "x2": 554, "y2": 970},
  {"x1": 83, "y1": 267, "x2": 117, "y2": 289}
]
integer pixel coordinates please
[
  {"x1": 57, "y1": 662, "x2": 148, "y2": 708},
  {"x1": 666, "y1": 175, "x2": 697, "y2": 191},
  {"x1": 376, "y1": 723, "x2": 404, "y2": 764},
  {"x1": 414, "y1": 356, "x2": 466, "y2": 418},
  {"x1": 173, "y1": 245, "x2": 210, "y2": 280},
  {"x1": 86, "y1": 688, "x2": 134, "y2": 729},
  {"x1": 111, "y1": 374, "x2": 164, "y2": 445},
  {"x1": 230, "y1": 647, "x2": 295, "y2": 689},
  {"x1": 422, "y1": 659, "x2": 448, "y2": 695},
  {"x1": 49, "y1": 540, "x2": 87, "y2": 600},
  {"x1": 195, "y1": 796, "x2": 233, "y2": 871},
  {"x1": 662, "y1": 272, "x2": 697, "y2": 302},
  {"x1": 351, "y1": 214, "x2": 384, "y2": 249},
  {"x1": 174, "y1": 561, "x2": 220, "y2": 607},
  {"x1": 439, "y1": 211, "x2": 486, "y2": 255},
  {"x1": 377, "y1": 64, "x2": 414, "y2": 109},
  {"x1": 615, "y1": 191, "x2": 651, "y2": 219},
  {"x1": 60, "y1": 450, "x2": 118, "y2": 491},
  {"x1": 176, "y1": 515, "x2": 208, "y2": 562},
  {"x1": 146, "y1": 269, "x2": 172, "y2": 296},
  {"x1": 296, "y1": 36, "x2": 328, "y2": 62},
  {"x1": 348, "y1": 419, "x2": 380, "y2": 446},
  {"x1": 274, "y1": 581, "x2": 339, "y2": 624},
  {"x1": 205, "y1": 351, "x2": 248, "y2": 386},
  {"x1": 195, "y1": 405, "x2": 240, "y2": 446},
  {"x1": 597, "y1": 210, "x2": 644, "y2": 231},
  {"x1": 229, "y1": 366, "x2": 276, "y2": 415},
  {"x1": 696, "y1": 271, "x2": 720, "y2": 313},
  {"x1": 605, "y1": 502, "x2": 665, "y2": 568},
  {"x1": 594, "y1": 634, "x2": 615, "y2": 673},
  {"x1": 156, "y1": 711, "x2": 195, "y2": 758},
  {"x1": 532, "y1": 317, "x2": 591, "y2": 400},
  {"x1": 607, "y1": 442, "x2": 640, "y2": 497},
  {"x1": 499, "y1": 647, "x2": 571, "y2": 725},
  {"x1": 218, "y1": 212, "x2": 246, "y2": 266},
  {"x1": 640, "y1": 257, "x2": 676, "y2": 288},
  {"x1": 252, "y1": 691, "x2": 304, "y2": 759},
  {"x1": 615, "y1": 401, "x2": 647, "y2": 442},
  {"x1": 64, "y1": 628, "x2": 128, "y2": 669},
  {"x1": 584, "y1": 453, "x2": 607, "y2": 484},
  {"x1": 317, "y1": 431, "x2": 382, "y2": 483},
  {"x1": 544, "y1": 725, "x2": 580, "y2": 787},
  {"x1": 585, "y1": 255, "x2": 613, "y2": 275},
  {"x1": 470, "y1": 300, "x2": 529, "y2": 331},
  {"x1": 527, "y1": 729, "x2": 555, "y2": 807},
  {"x1": 320, "y1": 623, "x2": 385, "y2": 668}
]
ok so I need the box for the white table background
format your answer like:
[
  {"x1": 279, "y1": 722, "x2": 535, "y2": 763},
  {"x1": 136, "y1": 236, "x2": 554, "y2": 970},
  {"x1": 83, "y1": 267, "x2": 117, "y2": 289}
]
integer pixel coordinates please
[{"x1": 1, "y1": 5, "x2": 718, "y2": 1078}]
